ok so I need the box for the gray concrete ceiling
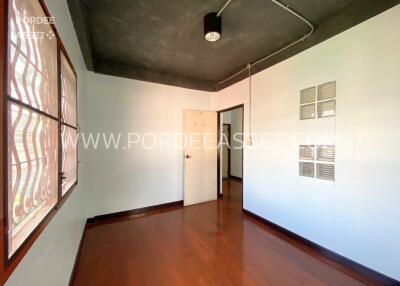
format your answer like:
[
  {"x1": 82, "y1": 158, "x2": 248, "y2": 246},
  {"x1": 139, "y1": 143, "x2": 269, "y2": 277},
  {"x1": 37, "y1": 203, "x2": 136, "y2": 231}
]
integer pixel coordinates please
[{"x1": 68, "y1": 0, "x2": 400, "y2": 91}]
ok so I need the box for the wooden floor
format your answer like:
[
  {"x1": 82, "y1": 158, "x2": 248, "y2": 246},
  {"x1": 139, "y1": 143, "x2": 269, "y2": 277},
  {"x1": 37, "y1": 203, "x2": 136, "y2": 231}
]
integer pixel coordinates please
[{"x1": 72, "y1": 179, "x2": 377, "y2": 286}]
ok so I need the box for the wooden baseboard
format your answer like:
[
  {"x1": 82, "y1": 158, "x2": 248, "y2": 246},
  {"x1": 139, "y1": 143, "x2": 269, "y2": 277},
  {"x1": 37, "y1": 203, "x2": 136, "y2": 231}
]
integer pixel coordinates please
[
  {"x1": 243, "y1": 209, "x2": 399, "y2": 286},
  {"x1": 87, "y1": 200, "x2": 184, "y2": 225}
]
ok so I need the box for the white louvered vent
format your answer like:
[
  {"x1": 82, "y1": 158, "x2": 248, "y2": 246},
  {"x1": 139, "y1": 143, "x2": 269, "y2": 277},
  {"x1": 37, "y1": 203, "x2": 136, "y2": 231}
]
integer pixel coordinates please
[
  {"x1": 300, "y1": 104, "x2": 315, "y2": 120},
  {"x1": 299, "y1": 145, "x2": 336, "y2": 181},
  {"x1": 300, "y1": 87, "x2": 316, "y2": 104},
  {"x1": 299, "y1": 145, "x2": 315, "y2": 161},
  {"x1": 317, "y1": 164, "x2": 335, "y2": 181},
  {"x1": 318, "y1": 81, "x2": 336, "y2": 101},
  {"x1": 317, "y1": 145, "x2": 335, "y2": 162},
  {"x1": 299, "y1": 162, "x2": 315, "y2": 178},
  {"x1": 300, "y1": 81, "x2": 336, "y2": 120},
  {"x1": 318, "y1": 100, "x2": 336, "y2": 118}
]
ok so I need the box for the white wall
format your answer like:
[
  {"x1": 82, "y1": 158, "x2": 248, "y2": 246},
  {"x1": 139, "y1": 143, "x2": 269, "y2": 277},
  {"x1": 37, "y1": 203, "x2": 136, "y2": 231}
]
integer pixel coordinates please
[
  {"x1": 213, "y1": 5, "x2": 400, "y2": 280},
  {"x1": 86, "y1": 73, "x2": 213, "y2": 216},
  {"x1": 5, "y1": 0, "x2": 89, "y2": 285},
  {"x1": 7, "y1": 2, "x2": 400, "y2": 284}
]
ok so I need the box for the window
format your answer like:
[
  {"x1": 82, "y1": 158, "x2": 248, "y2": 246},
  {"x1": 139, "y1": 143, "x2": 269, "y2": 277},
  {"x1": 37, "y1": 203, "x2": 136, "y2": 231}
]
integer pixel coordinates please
[
  {"x1": 4, "y1": 0, "x2": 78, "y2": 261},
  {"x1": 60, "y1": 52, "x2": 78, "y2": 196}
]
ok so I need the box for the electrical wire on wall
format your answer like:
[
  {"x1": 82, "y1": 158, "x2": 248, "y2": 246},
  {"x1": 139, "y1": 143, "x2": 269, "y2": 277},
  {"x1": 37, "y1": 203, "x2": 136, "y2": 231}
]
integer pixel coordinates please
[
  {"x1": 216, "y1": 0, "x2": 314, "y2": 86},
  {"x1": 214, "y1": 0, "x2": 315, "y2": 146},
  {"x1": 247, "y1": 64, "x2": 253, "y2": 145}
]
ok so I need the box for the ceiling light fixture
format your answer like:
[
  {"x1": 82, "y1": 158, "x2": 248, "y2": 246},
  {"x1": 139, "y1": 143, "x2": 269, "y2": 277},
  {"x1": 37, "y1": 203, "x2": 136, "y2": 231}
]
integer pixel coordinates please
[{"x1": 204, "y1": 12, "x2": 221, "y2": 42}]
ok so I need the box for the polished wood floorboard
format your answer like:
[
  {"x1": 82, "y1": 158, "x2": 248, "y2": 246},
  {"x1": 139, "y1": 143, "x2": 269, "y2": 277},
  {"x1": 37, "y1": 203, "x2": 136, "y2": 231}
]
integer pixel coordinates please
[{"x1": 72, "y1": 179, "x2": 377, "y2": 286}]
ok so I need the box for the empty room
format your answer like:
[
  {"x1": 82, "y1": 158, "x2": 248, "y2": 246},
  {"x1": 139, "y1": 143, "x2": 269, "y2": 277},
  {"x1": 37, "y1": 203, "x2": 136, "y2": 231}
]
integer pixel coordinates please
[{"x1": 1, "y1": 0, "x2": 400, "y2": 285}]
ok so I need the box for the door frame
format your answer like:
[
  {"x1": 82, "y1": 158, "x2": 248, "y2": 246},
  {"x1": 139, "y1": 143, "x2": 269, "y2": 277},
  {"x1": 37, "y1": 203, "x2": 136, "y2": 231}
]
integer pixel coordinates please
[
  {"x1": 222, "y1": 124, "x2": 231, "y2": 178},
  {"x1": 217, "y1": 104, "x2": 244, "y2": 199}
]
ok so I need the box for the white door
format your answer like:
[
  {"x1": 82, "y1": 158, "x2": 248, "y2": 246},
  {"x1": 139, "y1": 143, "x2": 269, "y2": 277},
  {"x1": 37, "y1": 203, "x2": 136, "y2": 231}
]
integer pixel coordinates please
[{"x1": 183, "y1": 110, "x2": 217, "y2": 206}]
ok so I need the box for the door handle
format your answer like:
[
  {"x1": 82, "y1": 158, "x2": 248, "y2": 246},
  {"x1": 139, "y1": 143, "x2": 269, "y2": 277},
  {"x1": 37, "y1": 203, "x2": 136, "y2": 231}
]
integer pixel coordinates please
[{"x1": 185, "y1": 155, "x2": 191, "y2": 159}]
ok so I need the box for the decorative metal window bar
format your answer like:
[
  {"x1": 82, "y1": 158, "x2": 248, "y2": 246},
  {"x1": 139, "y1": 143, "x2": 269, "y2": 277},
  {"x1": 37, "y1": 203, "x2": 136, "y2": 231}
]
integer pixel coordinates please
[{"x1": 5, "y1": 0, "x2": 78, "y2": 261}]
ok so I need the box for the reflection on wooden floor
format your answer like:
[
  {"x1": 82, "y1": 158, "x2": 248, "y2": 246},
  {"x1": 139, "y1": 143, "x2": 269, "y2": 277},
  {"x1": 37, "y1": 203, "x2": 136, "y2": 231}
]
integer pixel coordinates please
[{"x1": 72, "y1": 179, "x2": 376, "y2": 286}]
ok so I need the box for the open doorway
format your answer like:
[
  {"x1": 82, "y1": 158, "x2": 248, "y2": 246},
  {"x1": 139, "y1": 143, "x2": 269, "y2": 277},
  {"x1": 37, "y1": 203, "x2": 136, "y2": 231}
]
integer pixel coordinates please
[{"x1": 217, "y1": 105, "x2": 244, "y2": 207}]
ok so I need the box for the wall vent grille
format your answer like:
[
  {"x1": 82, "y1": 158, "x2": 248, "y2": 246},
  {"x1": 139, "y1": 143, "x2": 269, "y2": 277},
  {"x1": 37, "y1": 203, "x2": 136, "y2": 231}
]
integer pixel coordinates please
[
  {"x1": 300, "y1": 104, "x2": 315, "y2": 120},
  {"x1": 299, "y1": 145, "x2": 315, "y2": 161},
  {"x1": 299, "y1": 162, "x2": 315, "y2": 178},
  {"x1": 317, "y1": 145, "x2": 335, "y2": 162},
  {"x1": 300, "y1": 87, "x2": 316, "y2": 104},
  {"x1": 318, "y1": 81, "x2": 336, "y2": 101},
  {"x1": 318, "y1": 100, "x2": 336, "y2": 118},
  {"x1": 300, "y1": 81, "x2": 336, "y2": 120},
  {"x1": 317, "y1": 163, "x2": 335, "y2": 181},
  {"x1": 299, "y1": 145, "x2": 336, "y2": 181}
]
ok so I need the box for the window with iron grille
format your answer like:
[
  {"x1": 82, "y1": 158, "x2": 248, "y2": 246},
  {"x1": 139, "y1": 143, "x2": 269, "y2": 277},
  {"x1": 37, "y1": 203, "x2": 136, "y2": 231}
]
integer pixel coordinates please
[{"x1": 5, "y1": 0, "x2": 78, "y2": 260}]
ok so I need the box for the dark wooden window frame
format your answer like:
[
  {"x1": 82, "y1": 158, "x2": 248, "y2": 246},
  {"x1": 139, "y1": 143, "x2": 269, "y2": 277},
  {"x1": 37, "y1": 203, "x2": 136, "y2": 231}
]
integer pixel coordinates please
[
  {"x1": 0, "y1": 0, "x2": 78, "y2": 282},
  {"x1": 59, "y1": 47, "x2": 79, "y2": 198}
]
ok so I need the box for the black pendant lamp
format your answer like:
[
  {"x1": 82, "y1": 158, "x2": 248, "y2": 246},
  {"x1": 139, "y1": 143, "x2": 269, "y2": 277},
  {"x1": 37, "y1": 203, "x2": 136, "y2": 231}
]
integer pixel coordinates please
[{"x1": 204, "y1": 12, "x2": 221, "y2": 42}]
